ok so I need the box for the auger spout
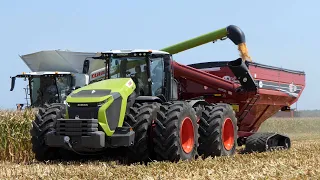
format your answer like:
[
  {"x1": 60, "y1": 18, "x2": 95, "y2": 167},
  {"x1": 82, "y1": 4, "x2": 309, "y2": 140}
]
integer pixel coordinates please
[{"x1": 160, "y1": 25, "x2": 251, "y2": 61}]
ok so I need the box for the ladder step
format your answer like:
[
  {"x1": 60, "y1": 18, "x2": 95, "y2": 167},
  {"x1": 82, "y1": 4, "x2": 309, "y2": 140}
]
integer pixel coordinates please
[{"x1": 239, "y1": 94, "x2": 260, "y2": 121}]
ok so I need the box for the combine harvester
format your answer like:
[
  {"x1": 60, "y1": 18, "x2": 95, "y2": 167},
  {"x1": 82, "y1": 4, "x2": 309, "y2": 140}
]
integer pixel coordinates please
[
  {"x1": 10, "y1": 50, "x2": 107, "y2": 109},
  {"x1": 30, "y1": 25, "x2": 305, "y2": 163}
]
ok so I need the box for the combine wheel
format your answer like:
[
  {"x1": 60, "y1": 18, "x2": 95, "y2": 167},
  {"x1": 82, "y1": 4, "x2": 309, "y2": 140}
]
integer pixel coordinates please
[
  {"x1": 198, "y1": 104, "x2": 237, "y2": 158},
  {"x1": 30, "y1": 103, "x2": 66, "y2": 161},
  {"x1": 153, "y1": 101, "x2": 199, "y2": 162},
  {"x1": 123, "y1": 102, "x2": 160, "y2": 163}
]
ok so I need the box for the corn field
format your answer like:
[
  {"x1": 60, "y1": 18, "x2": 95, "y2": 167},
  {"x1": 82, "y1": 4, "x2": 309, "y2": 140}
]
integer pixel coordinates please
[{"x1": 0, "y1": 110, "x2": 35, "y2": 162}]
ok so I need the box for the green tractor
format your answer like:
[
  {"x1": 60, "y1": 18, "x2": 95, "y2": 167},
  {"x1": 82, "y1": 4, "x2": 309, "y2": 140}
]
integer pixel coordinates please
[{"x1": 31, "y1": 49, "x2": 205, "y2": 162}]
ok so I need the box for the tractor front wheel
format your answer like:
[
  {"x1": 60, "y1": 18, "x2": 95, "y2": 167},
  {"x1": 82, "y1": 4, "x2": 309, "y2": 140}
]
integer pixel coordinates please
[
  {"x1": 30, "y1": 103, "x2": 66, "y2": 161},
  {"x1": 198, "y1": 103, "x2": 237, "y2": 158},
  {"x1": 153, "y1": 101, "x2": 199, "y2": 162},
  {"x1": 123, "y1": 102, "x2": 160, "y2": 163}
]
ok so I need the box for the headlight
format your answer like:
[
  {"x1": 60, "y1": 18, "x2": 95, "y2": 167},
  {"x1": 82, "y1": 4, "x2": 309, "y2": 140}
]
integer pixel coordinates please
[{"x1": 97, "y1": 99, "x2": 108, "y2": 107}]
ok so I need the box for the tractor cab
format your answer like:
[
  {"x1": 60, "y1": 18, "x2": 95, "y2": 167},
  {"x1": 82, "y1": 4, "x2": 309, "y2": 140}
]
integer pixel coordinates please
[
  {"x1": 95, "y1": 49, "x2": 177, "y2": 101},
  {"x1": 10, "y1": 72, "x2": 75, "y2": 108}
]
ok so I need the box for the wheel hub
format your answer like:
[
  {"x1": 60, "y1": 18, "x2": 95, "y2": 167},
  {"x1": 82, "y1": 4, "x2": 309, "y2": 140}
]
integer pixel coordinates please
[
  {"x1": 222, "y1": 118, "x2": 234, "y2": 151},
  {"x1": 180, "y1": 117, "x2": 194, "y2": 153}
]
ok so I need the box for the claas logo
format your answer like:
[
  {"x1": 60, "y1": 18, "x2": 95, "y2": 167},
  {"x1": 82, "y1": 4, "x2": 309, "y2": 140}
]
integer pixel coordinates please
[{"x1": 91, "y1": 71, "x2": 105, "y2": 78}]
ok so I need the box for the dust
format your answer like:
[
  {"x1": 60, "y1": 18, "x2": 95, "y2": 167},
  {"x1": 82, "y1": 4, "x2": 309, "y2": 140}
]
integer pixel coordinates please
[{"x1": 238, "y1": 43, "x2": 252, "y2": 61}]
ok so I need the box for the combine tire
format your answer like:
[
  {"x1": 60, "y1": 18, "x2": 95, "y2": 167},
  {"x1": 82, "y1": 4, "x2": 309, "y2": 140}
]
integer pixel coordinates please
[
  {"x1": 153, "y1": 101, "x2": 199, "y2": 162},
  {"x1": 30, "y1": 103, "x2": 66, "y2": 161},
  {"x1": 123, "y1": 102, "x2": 160, "y2": 163},
  {"x1": 198, "y1": 103, "x2": 237, "y2": 158}
]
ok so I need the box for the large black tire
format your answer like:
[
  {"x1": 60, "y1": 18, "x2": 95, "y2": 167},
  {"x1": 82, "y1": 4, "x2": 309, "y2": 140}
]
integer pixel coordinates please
[
  {"x1": 30, "y1": 103, "x2": 66, "y2": 161},
  {"x1": 123, "y1": 102, "x2": 160, "y2": 163},
  {"x1": 198, "y1": 103, "x2": 238, "y2": 158},
  {"x1": 153, "y1": 101, "x2": 199, "y2": 162}
]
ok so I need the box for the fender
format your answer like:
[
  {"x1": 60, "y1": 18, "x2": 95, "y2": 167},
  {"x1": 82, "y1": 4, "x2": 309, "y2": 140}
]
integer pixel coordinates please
[
  {"x1": 135, "y1": 96, "x2": 164, "y2": 103},
  {"x1": 187, "y1": 99, "x2": 210, "y2": 108}
]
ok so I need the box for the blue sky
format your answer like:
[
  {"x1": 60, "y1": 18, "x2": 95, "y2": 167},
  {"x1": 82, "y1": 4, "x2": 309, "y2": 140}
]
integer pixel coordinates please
[{"x1": 0, "y1": 0, "x2": 318, "y2": 110}]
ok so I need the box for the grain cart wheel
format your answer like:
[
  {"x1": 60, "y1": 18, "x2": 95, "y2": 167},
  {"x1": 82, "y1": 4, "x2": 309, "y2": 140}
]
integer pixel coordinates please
[
  {"x1": 123, "y1": 102, "x2": 160, "y2": 163},
  {"x1": 153, "y1": 101, "x2": 199, "y2": 162},
  {"x1": 198, "y1": 103, "x2": 237, "y2": 158},
  {"x1": 30, "y1": 103, "x2": 66, "y2": 161}
]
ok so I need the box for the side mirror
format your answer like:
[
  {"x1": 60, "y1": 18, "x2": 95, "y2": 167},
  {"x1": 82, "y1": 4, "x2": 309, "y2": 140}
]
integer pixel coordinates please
[
  {"x1": 10, "y1": 76, "x2": 16, "y2": 91},
  {"x1": 82, "y1": 59, "x2": 90, "y2": 74}
]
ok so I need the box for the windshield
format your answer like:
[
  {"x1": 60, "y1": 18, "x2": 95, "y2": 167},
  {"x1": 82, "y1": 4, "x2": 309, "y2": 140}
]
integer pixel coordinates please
[
  {"x1": 109, "y1": 56, "x2": 149, "y2": 95},
  {"x1": 108, "y1": 55, "x2": 165, "y2": 96},
  {"x1": 30, "y1": 75, "x2": 73, "y2": 107}
]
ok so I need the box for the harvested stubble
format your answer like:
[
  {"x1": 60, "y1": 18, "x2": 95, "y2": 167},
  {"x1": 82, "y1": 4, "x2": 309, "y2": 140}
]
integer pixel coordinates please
[{"x1": 0, "y1": 140, "x2": 320, "y2": 179}]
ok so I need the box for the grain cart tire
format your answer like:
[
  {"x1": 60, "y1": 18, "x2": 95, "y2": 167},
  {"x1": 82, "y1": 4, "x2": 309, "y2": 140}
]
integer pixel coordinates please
[
  {"x1": 198, "y1": 103, "x2": 237, "y2": 158},
  {"x1": 30, "y1": 103, "x2": 66, "y2": 161},
  {"x1": 123, "y1": 102, "x2": 160, "y2": 163},
  {"x1": 153, "y1": 101, "x2": 199, "y2": 162}
]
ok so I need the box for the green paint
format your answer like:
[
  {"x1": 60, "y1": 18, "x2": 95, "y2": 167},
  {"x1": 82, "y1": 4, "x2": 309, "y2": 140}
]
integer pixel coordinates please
[
  {"x1": 66, "y1": 78, "x2": 136, "y2": 136},
  {"x1": 160, "y1": 27, "x2": 228, "y2": 55}
]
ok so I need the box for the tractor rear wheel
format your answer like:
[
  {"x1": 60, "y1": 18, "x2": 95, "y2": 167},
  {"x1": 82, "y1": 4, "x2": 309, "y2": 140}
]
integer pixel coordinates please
[
  {"x1": 153, "y1": 101, "x2": 199, "y2": 162},
  {"x1": 30, "y1": 103, "x2": 66, "y2": 161},
  {"x1": 198, "y1": 103, "x2": 237, "y2": 158},
  {"x1": 123, "y1": 102, "x2": 160, "y2": 163}
]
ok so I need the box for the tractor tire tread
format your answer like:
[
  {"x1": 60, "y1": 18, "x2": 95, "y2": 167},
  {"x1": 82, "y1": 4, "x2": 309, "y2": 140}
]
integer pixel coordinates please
[
  {"x1": 124, "y1": 102, "x2": 160, "y2": 163},
  {"x1": 30, "y1": 103, "x2": 66, "y2": 161},
  {"x1": 153, "y1": 101, "x2": 199, "y2": 162}
]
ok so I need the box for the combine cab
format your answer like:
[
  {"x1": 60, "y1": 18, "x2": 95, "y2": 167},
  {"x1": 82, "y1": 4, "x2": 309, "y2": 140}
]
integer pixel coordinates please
[
  {"x1": 10, "y1": 50, "x2": 107, "y2": 108},
  {"x1": 10, "y1": 71, "x2": 75, "y2": 108},
  {"x1": 30, "y1": 25, "x2": 305, "y2": 163}
]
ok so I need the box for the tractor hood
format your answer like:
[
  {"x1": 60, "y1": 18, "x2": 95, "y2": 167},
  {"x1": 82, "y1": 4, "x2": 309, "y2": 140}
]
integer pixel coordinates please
[
  {"x1": 66, "y1": 78, "x2": 136, "y2": 104},
  {"x1": 65, "y1": 78, "x2": 136, "y2": 136}
]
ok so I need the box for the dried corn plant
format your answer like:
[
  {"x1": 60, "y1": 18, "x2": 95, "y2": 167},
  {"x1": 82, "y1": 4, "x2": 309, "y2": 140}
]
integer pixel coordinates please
[{"x1": 0, "y1": 110, "x2": 35, "y2": 162}]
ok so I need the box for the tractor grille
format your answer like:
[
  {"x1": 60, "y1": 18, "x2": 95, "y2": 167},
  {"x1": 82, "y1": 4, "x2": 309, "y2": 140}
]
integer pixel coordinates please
[
  {"x1": 56, "y1": 119, "x2": 99, "y2": 136},
  {"x1": 67, "y1": 106, "x2": 99, "y2": 119}
]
